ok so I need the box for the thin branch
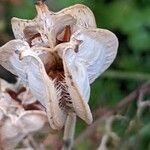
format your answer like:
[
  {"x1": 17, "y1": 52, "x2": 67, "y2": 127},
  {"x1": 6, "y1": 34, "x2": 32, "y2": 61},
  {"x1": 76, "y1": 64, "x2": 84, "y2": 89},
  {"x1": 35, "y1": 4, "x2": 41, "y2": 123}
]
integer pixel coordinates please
[
  {"x1": 137, "y1": 88, "x2": 150, "y2": 118},
  {"x1": 101, "y1": 70, "x2": 150, "y2": 81},
  {"x1": 74, "y1": 81, "x2": 150, "y2": 145},
  {"x1": 62, "y1": 113, "x2": 76, "y2": 150},
  {"x1": 98, "y1": 115, "x2": 124, "y2": 150}
]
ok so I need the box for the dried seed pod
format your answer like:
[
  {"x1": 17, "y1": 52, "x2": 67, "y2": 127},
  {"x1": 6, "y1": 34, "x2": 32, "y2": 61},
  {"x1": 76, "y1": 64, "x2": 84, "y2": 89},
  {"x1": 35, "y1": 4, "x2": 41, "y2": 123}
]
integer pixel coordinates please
[{"x1": 0, "y1": 2, "x2": 118, "y2": 130}]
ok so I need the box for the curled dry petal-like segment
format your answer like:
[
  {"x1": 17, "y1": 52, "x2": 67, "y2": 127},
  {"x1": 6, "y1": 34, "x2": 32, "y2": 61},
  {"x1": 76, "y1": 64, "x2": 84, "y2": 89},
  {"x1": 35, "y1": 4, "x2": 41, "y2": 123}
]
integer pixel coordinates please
[
  {"x1": 70, "y1": 28, "x2": 118, "y2": 83},
  {"x1": 14, "y1": 50, "x2": 67, "y2": 130},
  {"x1": 56, "y1": 28, "x2": 118, "y2": 123},
  {"x1": 0, "y1": 40, "x2": 66, "y2": 130},
  {"x1": 18, "y1": 111, "x2": 47, "y2": 133},
  {"x1": 0, "y1": 40, "x2": 51, "y2": 82},
  {"x1": 11, "y1": 1, "x2": 50, "y2": 44},
  {"x1": 0, "y1": 40, "x2": 29, "y2": 76},
  {"x1": 11, "y1": 3, "x2": 96, "y2": 48},
  {"x1": 59, "y1": 4, "x2": 96, "y2": 29},
  {"x1": 0, "y1": 92, "x2": 47, "y2": 150},
  {"x1": 0, "y1": 111, "x2": 47, "y2": 150},
  {"x1": 12, "y1": 15, "x2": 75, "y2": 48},
  {"x1": 62, "y1": 48, "x2": 93, "y2": 124}
]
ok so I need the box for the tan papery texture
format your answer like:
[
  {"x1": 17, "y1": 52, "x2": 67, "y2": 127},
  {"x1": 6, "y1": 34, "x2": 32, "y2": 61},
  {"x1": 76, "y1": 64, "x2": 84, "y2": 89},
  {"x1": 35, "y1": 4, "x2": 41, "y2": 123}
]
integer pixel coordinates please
[{"x1": 0, "y1": 1, "x2": 118, "y2": 130}]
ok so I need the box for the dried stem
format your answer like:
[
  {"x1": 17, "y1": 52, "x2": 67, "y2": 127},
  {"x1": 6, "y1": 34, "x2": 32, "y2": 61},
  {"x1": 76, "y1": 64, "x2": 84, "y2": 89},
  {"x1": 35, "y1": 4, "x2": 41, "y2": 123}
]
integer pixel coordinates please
[
  {"x1": 102, "y1": 70, "x2": 150, "y2": 81},
  {"x1": 137, "y1": 88, "x2": 150, "y2": 118},
  {"x1": 75, "y1": 81, "x2": 150, "y2": 145},
  {"x1": 98, "y1": 115, "x2": 125, "y2": 150},
  {"x1": 62, "y1": 113, "x2": 76, "y2": 150}
]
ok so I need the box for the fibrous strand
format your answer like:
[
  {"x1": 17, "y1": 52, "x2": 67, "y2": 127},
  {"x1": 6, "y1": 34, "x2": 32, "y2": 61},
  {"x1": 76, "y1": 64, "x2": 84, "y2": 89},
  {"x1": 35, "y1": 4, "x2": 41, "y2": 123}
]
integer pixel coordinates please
[{"x1": 54, "y1": 77, "x2": 73, "y2": 112}]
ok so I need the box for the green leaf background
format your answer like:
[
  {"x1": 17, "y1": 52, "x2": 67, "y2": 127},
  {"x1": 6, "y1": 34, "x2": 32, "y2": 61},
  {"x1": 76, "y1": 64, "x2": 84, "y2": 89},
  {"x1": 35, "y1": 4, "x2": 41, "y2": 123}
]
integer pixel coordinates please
[{"x1": 1, "y1": 0, "x2": 149, "y2": 149}]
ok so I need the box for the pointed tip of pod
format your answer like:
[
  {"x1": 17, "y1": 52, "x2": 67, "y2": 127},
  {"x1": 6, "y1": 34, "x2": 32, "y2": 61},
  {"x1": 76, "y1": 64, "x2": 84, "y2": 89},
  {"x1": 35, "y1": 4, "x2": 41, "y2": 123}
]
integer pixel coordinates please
[
  {"x1": 79, "y1": 106, "x2": 93, "y2": 125},
  {"x1": 34, "y1": 0, "x2": 46, "y2": 5},
  {"x1": 34, "y1": 0, "x2": 50, "y2": 15}
]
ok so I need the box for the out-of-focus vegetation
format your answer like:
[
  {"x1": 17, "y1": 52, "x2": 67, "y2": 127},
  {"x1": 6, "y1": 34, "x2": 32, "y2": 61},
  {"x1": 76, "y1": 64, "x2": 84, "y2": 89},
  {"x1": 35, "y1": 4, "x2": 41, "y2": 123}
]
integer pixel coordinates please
[{"x1": 0, "y1": 0, "x2": 149, "y2": 149}]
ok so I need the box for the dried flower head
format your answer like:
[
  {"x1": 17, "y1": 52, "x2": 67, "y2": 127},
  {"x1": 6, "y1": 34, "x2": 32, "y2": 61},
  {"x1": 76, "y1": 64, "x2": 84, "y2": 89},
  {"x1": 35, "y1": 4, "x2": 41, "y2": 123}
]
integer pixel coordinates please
[
  {"x1": 0, "y1": 1, "x2": 118, "y2": 130},
  {"x1": 0, "y1": 91, "x2": 47, "y2": 149}
]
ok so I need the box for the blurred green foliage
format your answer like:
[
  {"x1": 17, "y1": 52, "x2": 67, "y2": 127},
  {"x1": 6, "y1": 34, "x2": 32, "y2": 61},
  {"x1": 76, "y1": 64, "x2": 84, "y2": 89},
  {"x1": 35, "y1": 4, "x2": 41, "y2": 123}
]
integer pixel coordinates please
[{"x1": 0, "y1": 0, "x2": 150, "y2": 149}]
